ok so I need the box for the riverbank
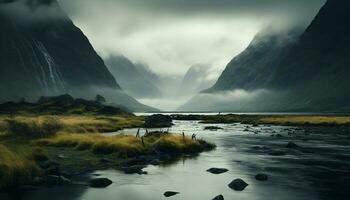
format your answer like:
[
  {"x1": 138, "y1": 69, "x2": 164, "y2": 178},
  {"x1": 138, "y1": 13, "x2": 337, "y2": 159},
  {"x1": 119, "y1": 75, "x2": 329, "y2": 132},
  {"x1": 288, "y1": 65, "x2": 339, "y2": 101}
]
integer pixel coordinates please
[
  {"x1": 171, "y1": 114, "x2": 350, "y2": 126},
  {"x1": 0, "y1": 114, "x2": 215, "y2": 192}
]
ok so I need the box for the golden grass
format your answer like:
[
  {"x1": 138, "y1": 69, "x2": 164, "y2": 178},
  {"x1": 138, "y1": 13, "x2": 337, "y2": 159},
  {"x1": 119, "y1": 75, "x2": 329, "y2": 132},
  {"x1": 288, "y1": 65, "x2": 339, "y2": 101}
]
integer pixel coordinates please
[
  {"x1": 35, "y1": 133, "x2": 215, "y2": 156},
  {"x1": 259, "y1": 116, "x2": 350, "y2": 125},
  {"x1": 0, "y1": 145, "x2": 41, "y2": 190},
  {"x1": 0, "y1": 115, "x2": 144, "y2": 136}
]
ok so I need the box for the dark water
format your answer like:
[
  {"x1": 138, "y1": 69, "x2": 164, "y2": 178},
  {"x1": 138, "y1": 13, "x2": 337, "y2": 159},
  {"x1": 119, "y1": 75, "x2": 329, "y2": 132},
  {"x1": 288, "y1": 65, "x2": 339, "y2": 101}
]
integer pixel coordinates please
[{"x1": 10, "y1": 120, "x2": 350, "y2": 200}]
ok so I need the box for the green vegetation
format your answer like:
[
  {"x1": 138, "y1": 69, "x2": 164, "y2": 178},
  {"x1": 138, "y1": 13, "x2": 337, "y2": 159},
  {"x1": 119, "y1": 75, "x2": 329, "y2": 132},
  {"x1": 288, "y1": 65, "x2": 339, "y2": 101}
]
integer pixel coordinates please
[
  {"x1": 172, "y1": 114, "x2": 350, "y2": 126},
  {"x1": 0, "y1": 115, "x2": 144, "y2": 136},
  {"x1": 35, "y1": 133, "x2": 215, "y2": 156}
]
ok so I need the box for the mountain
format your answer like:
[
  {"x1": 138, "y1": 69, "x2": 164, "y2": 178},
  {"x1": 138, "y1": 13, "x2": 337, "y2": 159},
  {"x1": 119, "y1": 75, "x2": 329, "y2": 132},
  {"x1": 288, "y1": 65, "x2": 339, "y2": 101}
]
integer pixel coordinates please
[
  {"x1": 267, "y1": 0, "x2": 350, "y2": 110},
  {"x1": 105, "y1": 55, "x2": 162, "y2": 99},
  {"x1": 205, "y1": 28, "x2": 302, "y2": 92},
  {"x1": 181, "y1": 0, "x2": 350, "y2": 112},
  {"x1": 178, "y1": 64, "x2": 217, "y2": 97},
  {"x1": 0, "y1": 0, "x2": 153, "y2": 111}
]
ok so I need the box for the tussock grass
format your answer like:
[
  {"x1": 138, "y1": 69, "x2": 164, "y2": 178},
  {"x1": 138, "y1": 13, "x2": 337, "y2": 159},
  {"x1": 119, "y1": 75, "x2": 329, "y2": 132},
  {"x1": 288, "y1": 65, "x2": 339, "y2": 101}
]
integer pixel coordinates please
[
  {"x1": 0, "y1": 115, "x2": 144, "y2": 137},
  {"x1": 0, "y1": 145, "x2": 41, "y2": 190},
  {"x1": 4, "y1": 117, "x2": 62, "y2": 138},
  {"x1": 35, "y1": 133, "x2": 215, "y2": 156},
  {"x1": 258, "y1": 116, "x2": 350, "y2": 126}
]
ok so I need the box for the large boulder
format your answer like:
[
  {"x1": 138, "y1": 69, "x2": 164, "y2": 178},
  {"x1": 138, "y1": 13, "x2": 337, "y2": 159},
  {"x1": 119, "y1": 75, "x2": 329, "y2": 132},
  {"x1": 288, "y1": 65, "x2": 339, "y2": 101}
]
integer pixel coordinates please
[
  {"x1": 228, "y1": 179, "x2": 248, "y2": 191},
  {"x1": 144, "y1": 114, "x2": 173, "y2": 128}
]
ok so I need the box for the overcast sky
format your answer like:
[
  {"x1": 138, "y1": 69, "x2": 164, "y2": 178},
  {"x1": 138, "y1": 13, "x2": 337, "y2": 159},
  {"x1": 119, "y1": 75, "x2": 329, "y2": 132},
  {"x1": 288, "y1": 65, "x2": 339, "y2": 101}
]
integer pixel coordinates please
[{"x1": 58, "y1": 0, "x2": 325, "y2": 76}]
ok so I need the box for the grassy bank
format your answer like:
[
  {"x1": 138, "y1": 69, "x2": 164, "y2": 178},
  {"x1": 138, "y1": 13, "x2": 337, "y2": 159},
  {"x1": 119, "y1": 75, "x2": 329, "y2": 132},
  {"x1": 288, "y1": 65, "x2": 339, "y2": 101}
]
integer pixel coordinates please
[
  {"x1": 0, "y1": 145, "x2": 41, "y2": 191},
  {"x1": 0, "y1": 114, "x2": 215, "y2": 191},
  {"x1": 0, "y1": 115, "x2": 144, "y2": 136},
  {"x1": 172, "y1": 114, "x2": 350, "y2": 126},
  {"x1": 35, "y1": 133, "x2": 215, "y2": 156}
]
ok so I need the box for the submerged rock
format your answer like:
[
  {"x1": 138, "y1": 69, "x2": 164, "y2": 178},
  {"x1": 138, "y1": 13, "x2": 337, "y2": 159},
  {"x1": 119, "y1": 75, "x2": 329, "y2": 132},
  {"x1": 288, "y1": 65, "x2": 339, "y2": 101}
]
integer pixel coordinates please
[
  {"x1": 286, "y1": 142, "x2": 298, "y2": 148},
  {"x1": 268, "y1": 151, "x2": 286, "y2": 156},
  {"x1": 212, "y1": 195, "x2": 224, "y2": 200},
  {"x1": 228, "y1": 179, "x2": 248, "y2": 191},
  {"x1": 88, "y1": 178, "x2": 113, "y2": 188},
  {"x1": 255, "y1": 173, "x2": 269, "y2": 181},
  {"x1": 163, "y1": 191, "x2": 179, "y2": 197},
  {"x1": 207, "y1": 168, "x2": 229, "y2": 174},
  {"x1": 204, "y1": 126, "x2": 223, "y2": 131}
]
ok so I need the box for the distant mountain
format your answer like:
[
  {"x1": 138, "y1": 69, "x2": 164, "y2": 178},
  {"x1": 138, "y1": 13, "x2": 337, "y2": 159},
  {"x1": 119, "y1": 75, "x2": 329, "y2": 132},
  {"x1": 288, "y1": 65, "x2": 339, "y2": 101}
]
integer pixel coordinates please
[
  {"x1": 181, "y1": 0, "x2": 350, "y2": 112},
  {"x1": 0, "y1": 0, "x2": 153, "y2": 111},
  {"x1": 178, "y1": 64, "x2": 217, "y2": 97},
  {"x1": 105, "y1": 55, "x2": 162, "y2": 99}
]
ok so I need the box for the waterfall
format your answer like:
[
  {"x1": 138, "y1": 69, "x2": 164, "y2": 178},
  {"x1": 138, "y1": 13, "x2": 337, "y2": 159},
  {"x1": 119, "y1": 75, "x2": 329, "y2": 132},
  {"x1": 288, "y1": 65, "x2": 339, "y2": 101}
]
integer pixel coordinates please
[{"x1": 35, "y1": 41, "x2": 65, "y2": 92}]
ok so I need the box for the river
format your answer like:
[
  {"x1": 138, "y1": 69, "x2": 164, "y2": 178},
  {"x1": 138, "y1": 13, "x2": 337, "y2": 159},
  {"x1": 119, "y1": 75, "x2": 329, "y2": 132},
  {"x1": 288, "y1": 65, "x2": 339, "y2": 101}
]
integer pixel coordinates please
[{"x1": 22, "y1": 118, "x2": 350, "y2": 200}]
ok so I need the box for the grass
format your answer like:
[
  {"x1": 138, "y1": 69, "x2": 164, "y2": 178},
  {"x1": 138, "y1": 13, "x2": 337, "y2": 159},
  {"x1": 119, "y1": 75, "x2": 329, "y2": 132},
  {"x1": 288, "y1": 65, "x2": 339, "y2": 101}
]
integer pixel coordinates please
[
  {"x1": 0, "y1": 115, "x2": 144, "y2": 136},
  {"x1": 0, "y1": 113, "x2": 215, "y2": 191},
  {"x1": 34, "y1": 133, "x2": 215, "y2": 156},
  {"x1": 0, "y1": 145, "x2": 41, "y2": 190},
  {"x1": 175, "y1": 114, "x2": 350, "y2": 126},
  {"x1": 258, "y1": 116, "x2": 350, "y2": 126}
]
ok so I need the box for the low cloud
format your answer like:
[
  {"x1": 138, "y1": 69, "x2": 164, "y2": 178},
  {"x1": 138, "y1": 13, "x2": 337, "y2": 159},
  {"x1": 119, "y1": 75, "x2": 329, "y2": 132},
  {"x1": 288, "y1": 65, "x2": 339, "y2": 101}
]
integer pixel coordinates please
[
  {"x1": 0, "y1": 0, "x2": 66, "y2": 24},
  {"x1": 58, "y1": 0, "x2": 325, "y2": 76}
]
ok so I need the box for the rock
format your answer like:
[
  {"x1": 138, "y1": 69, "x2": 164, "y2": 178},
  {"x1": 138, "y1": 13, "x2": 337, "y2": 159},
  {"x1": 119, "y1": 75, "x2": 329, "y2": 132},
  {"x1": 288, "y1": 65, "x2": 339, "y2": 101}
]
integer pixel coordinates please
[
  {"x1": 228, "y1": 179, "x2": 248, "y2": 191},
  {"x1": 163, "y1": 191, "x2": 179, "y2": 197},
  {"x1": 212, "y1": 195, "x2": 224, "y2": 200},
  {"x1": 276, "y1": 134, "x2": 283, "y2": 137},
  {"x1": 122, "y1": 165, "x2": 145, "y2": 174},
  {"x1": 144, "y1": 114, "x2": 173, "y2": 128},
  {"x1": 204, "y1": 126, "x2": 223, "y2": 131},
  {"x1": 268, "y1": 151, "x2": 286, "y2": 156},
  {"x1": 255, "y1": 173, "x2": 268, "y2": 181},
  {"x1": 45, "y1": 175, "x2": 71, "y2": 186},
  {"x1": 137, "y1": 171, "x2": 148, "y2": 175},
  {"x1": 89, "y1": 178, "x2": 113, "y2": 188},
  {"x1": 207, "y1": 168, "x2": 229, "y2": 174},
  {"x1": 286, "y1": 142, "x2": 298, "y2": 148}
]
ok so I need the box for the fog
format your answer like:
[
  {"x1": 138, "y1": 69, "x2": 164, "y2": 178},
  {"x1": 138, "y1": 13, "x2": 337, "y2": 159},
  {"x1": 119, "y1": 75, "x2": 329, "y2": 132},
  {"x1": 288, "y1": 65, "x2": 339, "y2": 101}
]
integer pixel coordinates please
[{"x1": 58, "y1": 0, "x2": 325, "y2": 76}]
